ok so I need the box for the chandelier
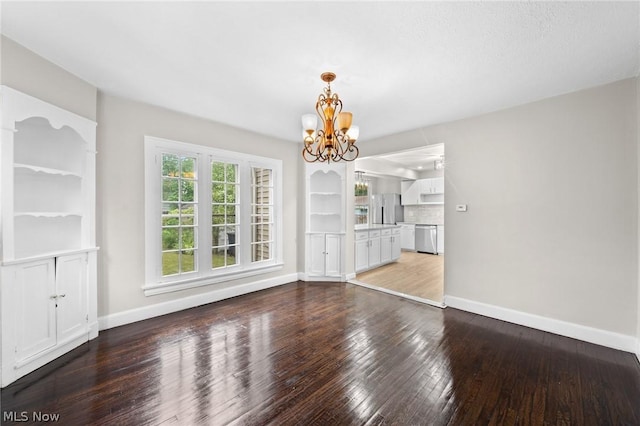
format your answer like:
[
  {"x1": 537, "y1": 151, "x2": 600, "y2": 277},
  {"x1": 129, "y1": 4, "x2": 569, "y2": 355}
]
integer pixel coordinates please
[{"x1": 301, "y1": 72, "x2": 359, "y2": 163}]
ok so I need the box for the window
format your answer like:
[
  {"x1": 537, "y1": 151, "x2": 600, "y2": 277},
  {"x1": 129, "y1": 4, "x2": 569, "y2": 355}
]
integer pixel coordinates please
[
  {"x1": 161, "y1": 154, "x2": 198, "y2": 276},
  {"x1": 211, "y1": 161, "x2": 238, "y2": 269},
  {"x1": 251, "y1": 167, "x2": 273, "y2": 262},
  {"x1": 145, "y1": 136, "x2": 283, "y2": 295}
]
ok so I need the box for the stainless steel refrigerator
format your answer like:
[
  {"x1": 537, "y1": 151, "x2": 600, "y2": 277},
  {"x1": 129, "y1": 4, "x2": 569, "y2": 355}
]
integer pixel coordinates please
[{"x1": 371, "y1": 193, "x2": 404, "y2": 225}]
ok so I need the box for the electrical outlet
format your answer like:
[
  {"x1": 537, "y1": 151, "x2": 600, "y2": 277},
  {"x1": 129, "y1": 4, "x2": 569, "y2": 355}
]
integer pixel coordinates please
[{"x1": 456, "y1": 204, "x2": 467, "y2": 212}]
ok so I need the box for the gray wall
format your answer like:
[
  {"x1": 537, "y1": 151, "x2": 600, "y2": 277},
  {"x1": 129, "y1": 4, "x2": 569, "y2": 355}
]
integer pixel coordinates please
[
  {"x1": 0, "y1": 36, "x2": 97, "y2": 120},
  {"x1": 96, "y1": 93, "x2": 299, "y2": 316},
  {"x1": 363, "y1": 79, "x2": 637, "y2": 336}
]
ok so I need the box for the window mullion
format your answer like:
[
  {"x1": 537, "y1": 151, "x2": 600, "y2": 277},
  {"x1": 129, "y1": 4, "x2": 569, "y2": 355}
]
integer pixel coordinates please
[
  {"x1": 240, "y1": 160, "x2": 251, "y2": 267},
  {"x1": 198, "y1": 155, "x2": 212, "y2": 278}
]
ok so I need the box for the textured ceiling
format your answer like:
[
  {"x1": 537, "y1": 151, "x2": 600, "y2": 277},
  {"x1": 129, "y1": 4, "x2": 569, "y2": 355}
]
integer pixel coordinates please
[{"x1": 2, "y1": 1, "x2": 639, "y2": 145}]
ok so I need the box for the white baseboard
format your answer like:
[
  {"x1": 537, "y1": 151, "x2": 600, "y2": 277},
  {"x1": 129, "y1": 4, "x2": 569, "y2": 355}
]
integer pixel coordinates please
[
  {"x1": 445, "y1": 295, "x2": 638, "y2": 354},
  {"x1": 350, "y1": 279, "x2": 445, "y2": 309},
  {"x1": 98, "y1": 273, "x2": 298, "y2": 331}
]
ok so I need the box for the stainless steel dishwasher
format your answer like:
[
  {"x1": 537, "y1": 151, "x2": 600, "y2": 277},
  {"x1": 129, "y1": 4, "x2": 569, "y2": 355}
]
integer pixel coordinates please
[{"x1": 415, "y1": 225, "x2": 437, "y2": 254}]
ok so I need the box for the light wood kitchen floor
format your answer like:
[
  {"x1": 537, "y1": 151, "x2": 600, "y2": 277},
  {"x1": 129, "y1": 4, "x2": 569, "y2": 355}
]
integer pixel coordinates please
[{"x1": 356, "y1": 251, "x2": 444, "y2": 302}]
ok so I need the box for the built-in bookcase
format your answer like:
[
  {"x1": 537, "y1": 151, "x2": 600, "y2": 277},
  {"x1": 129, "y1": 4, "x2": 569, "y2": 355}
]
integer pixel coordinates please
[
  {"x1": 305, "y1": 163, "x2": 346, "y2": 280},
  {"x1": 0, "y1": 86, "x2": 98, "y2": 387}
]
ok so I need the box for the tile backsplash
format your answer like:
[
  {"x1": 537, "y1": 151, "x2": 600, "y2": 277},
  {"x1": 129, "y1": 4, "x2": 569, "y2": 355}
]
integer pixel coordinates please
[{"x1": 403, "y1": 204, "x2": 444, "y2": 225}]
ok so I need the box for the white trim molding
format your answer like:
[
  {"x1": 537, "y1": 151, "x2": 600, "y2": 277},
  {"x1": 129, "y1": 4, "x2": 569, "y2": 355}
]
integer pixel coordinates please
[
  {"x1": 99, "y1": 273, "x2": 297, "y2": 331},
  {"x1": 445, "y1": 295, "x2": 638, "y2": 354}
]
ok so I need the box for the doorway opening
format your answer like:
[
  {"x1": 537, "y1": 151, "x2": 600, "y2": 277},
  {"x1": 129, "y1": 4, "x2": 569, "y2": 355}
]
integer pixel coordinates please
[{"x1": 349, "y1": 144, "x2": 445, "y2": 307}]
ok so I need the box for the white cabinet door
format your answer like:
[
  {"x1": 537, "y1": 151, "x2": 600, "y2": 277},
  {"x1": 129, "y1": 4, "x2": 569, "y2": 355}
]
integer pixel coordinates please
[
  {"x1": 401, "y1": 180, "x2": 420, "y2": 205},
  {"x1": 14, "y1": 259, "x2": 57, "y2": 364},
  {"x1": 391, "y1": 230, "x2": 402, "y2": 260},
  {"x1": 437, "y1": 225, "x2": 445, "y2": 254},
  {"x1": 380, "y1": 235, "x2": 392, "y2": 263},
  {"x1": 325, "y1": 234, "x2": 342, "y2": 277},
  {"x1": 309, "y1": 233, "x2": 327, "y2": 276},
  {"x1": 433, "y1": 177, "x2": 445, "y2": 194},
  {"x1": 401, "y1": 225, "x2": 415, "y2": 250},
  {"x1": 368, "y1": 236, "x2": 381, "y2": 266},
  {"x1": 56, "y1": 253, "x2": 88, "y2": 343},
  {"x1": 355, "y1": 238, "x2": 369, "y2": 272}
]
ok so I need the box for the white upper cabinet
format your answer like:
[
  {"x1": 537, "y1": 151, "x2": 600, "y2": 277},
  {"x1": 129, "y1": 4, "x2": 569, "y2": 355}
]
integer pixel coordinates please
[{"x1": 402, "y1": 177, "x2": 444, "y2": 205}]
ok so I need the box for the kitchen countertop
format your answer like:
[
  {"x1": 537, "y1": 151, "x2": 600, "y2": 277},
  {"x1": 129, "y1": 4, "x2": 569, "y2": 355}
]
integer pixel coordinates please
[{"x1": 354, "y1": 224, "x2": 401, "y2": 231}]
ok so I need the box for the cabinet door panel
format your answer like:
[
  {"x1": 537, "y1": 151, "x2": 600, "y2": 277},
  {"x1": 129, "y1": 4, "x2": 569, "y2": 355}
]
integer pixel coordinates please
[
  {"x1": 309, "y1": 234, "x2": 326, "y2": 276},
  {"x1": 380, "y1": 236, "x2": 392, "y2": 263},
  {"x1": 391, "y1": 235, "x2": 402, "y2": 260},
  {"x1": 355, "y1": 239, "x2": 369, "y2": 272},
  {"x1": 15, "y1": 259, "x2": 56, "y2": 363},
  {"x1": 56, "y1": 254, "x2": 88, "y2": 342},
  {"x1": 368, "y1": 237, "x2": 381, "y2": 267},
  {"x1": 325, "y1": 234, "x2": 341, "y2": 277}
]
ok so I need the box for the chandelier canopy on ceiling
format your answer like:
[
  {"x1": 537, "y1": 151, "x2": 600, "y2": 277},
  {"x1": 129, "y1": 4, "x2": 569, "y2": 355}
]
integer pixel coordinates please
[{"x1": 301, "y1": 72, "x2": 359, "y2": 163}]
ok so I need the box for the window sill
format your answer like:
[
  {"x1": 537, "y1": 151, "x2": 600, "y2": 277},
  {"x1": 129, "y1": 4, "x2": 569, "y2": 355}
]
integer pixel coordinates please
[{"x1": 143, "y1": 262, "x2": 284, "y2": 296}]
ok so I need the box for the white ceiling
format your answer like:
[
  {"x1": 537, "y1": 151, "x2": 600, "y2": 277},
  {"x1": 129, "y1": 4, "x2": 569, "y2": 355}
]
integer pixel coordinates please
[
  {"x1": 2, "y1": 2, "x2": 639, "y2": 146},
  {"x1": 367, "y1": 144, "x2": 445, "y2": 172}
]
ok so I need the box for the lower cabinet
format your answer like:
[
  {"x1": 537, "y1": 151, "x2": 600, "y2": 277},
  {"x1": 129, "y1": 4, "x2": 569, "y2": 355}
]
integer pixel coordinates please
[
  {"x1": 1, "y1": 251, "x2": 95, "y2": 387},
  {"x1": 308, "y1": 233, "x2": 343, "y2": 278},
  {"x1": 355, "y1": 227, "x2": 401, "y2": 273},
  {"x1": 400, "y1": 224, "x2": 416, "y2": 250}
]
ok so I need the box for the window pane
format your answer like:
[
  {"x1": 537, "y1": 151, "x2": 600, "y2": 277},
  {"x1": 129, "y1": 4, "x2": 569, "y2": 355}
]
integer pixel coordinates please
[
  {"x1": 162, "y1": 154, "x2": 179, "y2": 177},
  {"x1": 163, "y1": 216, "x2": 179, "y2": 226},
  {"x1": 251, "y1": 167, "x2": 273, "y2": 263},
  {"x1": 163, "y1": 178, "x2": 179, "y2": 202},
  {"x1": 181, "y1": 157, "x2": 195, "y2": 179},
  {"x1": 181, "y1": 227, "x2": 196, "y2": 250},
  {"x1": 181, "y1": 180, "x2": 195, "y2": 202},
  {"x1": 226, "y1": 184, "x2": 237, "y2": 203},
  {"x1": 210, "y1": 160, "x2": 240, "y2": 270},
  {"x1": 161, "y1": 153, "x2": 198, "y2": 277},
  {"x1": 212, "y1": 183, "x2": 225, "y2": 203},
  {"x1": 162, "y1": 251, "x2": 179, "y2": 275},
  {"x1": 226, "y1": 205, "x2": 237, "y2": 224},
  {"x1": 162, "y1": 228, "x2": 179, "y2": 250},
  {"x1": 212, "y1": 162, "x2": 225, "y2": 182},
  {"x1": 252, "y1": 243, "x2": 270, "y2": 262},
  {"x1": 181, "y1": 250, "x2": 196, "y2": 272},
  {"x1": 226, "y1": 163, "x2": 237, "y2": 183}
]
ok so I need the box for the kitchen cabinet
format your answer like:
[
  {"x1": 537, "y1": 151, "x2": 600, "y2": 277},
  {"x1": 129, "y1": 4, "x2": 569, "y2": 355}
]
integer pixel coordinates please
[
  {"x1": 368, "y1": 230, "x2": 381, "y2": 266},
  {"x1": 354, "y1": 227, "x2": 400, "y2": 273},
  {"x1": 402, "y1": 177, "x2": 444, "y2": 205},
  {"x1": 437, "y1": 225, "x2": 445, "y2": 254},
  {"x1": 391, "y1": 228, "x2": 401, "y2": 260},
  {"x1": 400, "y1": 224, "x2": 416, "y2": 250},
  {"x1": 380, "y1": 228, "x2": 401, "y2": 264},
  {"x1": 401, "y1": 180, "x2": 420, "y2": 205},
  {"x1": 0, "y1": 86, "x2": 98, "y2": 387},
  {"x1": 354, "y1": 231, "x2": 369, "y2": 272}
]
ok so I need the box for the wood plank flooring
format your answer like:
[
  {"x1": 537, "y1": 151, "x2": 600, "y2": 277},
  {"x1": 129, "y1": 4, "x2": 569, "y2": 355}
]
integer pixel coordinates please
[
  {"x1": 356, "y1": 251, "x2": 443, "y2": 302},
  {"x1": 2, "y1": 281, "x2": 639, "y2": 425}
]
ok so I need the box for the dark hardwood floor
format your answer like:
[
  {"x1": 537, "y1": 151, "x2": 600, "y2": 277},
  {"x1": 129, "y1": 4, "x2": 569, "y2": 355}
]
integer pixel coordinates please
[{"x1": 2, "y1": 281, "x2": 639, "y2": 425}]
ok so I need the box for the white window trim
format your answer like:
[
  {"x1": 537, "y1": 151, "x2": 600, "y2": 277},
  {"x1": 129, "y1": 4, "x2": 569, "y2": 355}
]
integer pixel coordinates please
[{"x1": 144, "y1": 136, "x2": 283, "y2": 296}]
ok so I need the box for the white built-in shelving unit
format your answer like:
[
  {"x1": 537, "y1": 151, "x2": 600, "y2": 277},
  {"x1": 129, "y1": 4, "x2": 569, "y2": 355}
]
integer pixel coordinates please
[
  {"x1": 305, "y1": 163, "x2": 346, "y2": 280},
  {"x1": 0, "y1": 86, "x2": 98, "y2": 387}
]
